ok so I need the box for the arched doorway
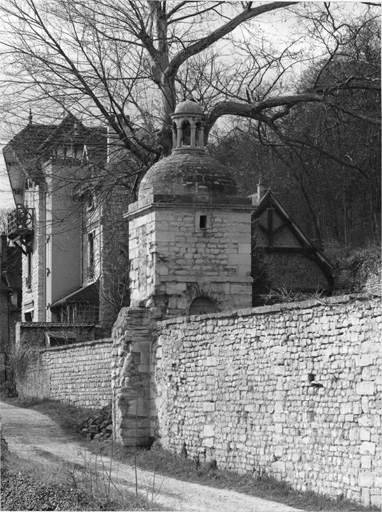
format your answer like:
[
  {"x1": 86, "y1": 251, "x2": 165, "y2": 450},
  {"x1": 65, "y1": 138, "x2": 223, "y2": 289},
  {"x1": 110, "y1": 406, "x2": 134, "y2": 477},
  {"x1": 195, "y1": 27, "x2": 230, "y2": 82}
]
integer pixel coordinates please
[{"x1": 189, "y1": 296, "x2": 218, "y2": 315}]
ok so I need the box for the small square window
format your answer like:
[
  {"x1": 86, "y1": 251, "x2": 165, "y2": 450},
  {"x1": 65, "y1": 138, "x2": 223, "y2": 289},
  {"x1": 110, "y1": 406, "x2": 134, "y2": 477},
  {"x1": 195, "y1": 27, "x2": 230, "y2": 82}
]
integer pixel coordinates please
[{"x1": 199, "y1": 215, "x2": 207, "y2": 229}]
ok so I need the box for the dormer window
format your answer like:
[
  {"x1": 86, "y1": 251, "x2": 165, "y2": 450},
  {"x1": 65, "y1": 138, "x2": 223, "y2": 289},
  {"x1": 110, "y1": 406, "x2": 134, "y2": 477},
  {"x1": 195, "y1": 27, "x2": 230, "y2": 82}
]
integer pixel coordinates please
[
  {"x1": 86, "y1": 192, "x2": 96, "y2": 211},
  {"x1": 25, "y1": 178, "x2": 33, "y2": 190}
]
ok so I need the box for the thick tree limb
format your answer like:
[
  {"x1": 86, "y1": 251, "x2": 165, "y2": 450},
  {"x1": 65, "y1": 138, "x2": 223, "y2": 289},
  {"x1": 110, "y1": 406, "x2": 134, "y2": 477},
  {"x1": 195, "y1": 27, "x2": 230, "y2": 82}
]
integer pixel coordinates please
[
  {"x1": 165, "y1": 2, "x2": 298, "y2": 78},
  {"x1": 205, "y1": 94, "x2": 324, "y2": 130},
  {"x1": 205, "y1": 89, "x2": 380, "y2": 133}
]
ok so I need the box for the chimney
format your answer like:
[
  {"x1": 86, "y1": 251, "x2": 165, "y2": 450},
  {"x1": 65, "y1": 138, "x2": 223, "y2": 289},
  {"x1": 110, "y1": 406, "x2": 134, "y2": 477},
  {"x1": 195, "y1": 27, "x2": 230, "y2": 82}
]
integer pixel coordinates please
[
  {"x1": 257, "y1": 180, "x2": 266, "y2": 201},
  {"x1": 248, "y1": 180, "x2": 267, "y2": 206}
]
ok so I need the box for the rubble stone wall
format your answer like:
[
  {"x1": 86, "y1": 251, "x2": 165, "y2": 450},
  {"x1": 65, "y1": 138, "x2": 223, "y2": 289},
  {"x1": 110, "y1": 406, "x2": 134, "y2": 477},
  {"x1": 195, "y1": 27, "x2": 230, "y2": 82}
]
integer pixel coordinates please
[
  {"x1": 99, "y1": 185, "x2": 132, "y2": 333},
  {"x1": 154, "y1": 294, "x2": 382, "y2": 507},
  {"x1": 16, "y1": 338, "x2": 112, "y2": 408}
]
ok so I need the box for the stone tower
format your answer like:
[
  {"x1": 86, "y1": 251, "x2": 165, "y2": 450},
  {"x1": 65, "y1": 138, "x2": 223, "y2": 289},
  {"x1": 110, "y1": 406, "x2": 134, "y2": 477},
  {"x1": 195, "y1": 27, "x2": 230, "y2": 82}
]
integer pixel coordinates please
[
  {"x1": 113, "y1": 100, "x2": 253, "y2": 446},
  {"x1": 126, "y1": 99, "x2": 253, "y2": 317}
]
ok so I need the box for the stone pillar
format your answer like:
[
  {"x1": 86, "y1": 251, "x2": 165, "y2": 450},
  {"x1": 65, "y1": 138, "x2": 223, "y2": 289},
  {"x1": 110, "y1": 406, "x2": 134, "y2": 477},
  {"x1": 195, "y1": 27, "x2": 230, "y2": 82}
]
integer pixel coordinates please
[
  {"x1": 111, "y1": 306, "x2": 156, "y2": 446},
  {"x1": 190, "y1": 121, "x2": 197, "y2": 146}
]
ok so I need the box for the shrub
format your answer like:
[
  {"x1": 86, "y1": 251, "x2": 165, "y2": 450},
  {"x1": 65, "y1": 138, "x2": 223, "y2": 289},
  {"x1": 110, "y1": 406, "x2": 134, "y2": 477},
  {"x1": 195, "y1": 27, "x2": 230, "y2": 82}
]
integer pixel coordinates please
[{"x1": 12, "y1": 344, "x2": 40, "y2": 379}]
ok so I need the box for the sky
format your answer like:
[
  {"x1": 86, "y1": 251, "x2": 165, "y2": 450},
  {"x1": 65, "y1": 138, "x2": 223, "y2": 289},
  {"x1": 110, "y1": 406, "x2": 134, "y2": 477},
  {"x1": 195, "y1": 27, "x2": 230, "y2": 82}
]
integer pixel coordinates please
[{"x1": 0, "y1": 164, "x2": 13, "y2": 208}]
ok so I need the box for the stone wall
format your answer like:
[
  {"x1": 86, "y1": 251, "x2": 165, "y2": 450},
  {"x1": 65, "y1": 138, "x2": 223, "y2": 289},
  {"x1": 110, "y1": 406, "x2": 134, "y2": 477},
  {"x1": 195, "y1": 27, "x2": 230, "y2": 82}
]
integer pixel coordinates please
[
  {"x1": 154, "y1": 294, "x2": 382, "y2": 507},
  {"x1": 99, "y1": 183, "x2": 131, "y2": 333},
  {"x1": 16, "y1": 337, "x2": 112, "y2": 408}
]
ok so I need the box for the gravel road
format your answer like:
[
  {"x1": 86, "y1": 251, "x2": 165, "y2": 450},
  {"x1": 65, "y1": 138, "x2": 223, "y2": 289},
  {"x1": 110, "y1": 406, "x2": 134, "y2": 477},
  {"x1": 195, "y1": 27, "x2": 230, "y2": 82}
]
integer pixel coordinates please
[{"x1": 1, "y1": 400, "x2": 306, "y2": 512}]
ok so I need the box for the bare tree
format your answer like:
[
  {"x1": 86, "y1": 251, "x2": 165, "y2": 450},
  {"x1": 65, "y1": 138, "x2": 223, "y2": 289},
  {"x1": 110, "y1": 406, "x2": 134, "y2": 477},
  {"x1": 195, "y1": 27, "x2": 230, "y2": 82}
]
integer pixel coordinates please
[
  {"x1": 210, "y1": 8, "x2": 381, "y2": 249},
  {"x1": 0, "y1": 0, "x2": 379, "y2": 175}
]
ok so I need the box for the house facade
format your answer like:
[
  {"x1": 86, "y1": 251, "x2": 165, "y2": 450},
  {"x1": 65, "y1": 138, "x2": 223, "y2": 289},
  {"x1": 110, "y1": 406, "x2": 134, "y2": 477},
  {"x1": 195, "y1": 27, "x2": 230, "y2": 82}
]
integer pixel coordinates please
[{"x1": 3, "y1": 114, "x2": 130, "y2": 336}]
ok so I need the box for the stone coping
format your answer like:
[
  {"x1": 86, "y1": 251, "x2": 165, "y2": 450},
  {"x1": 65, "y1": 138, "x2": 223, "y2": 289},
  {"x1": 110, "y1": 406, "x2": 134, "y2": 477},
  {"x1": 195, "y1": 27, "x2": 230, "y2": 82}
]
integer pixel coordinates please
[
  {"x1": 158, "y1": 293, "x2": 381, "y2": 326},
  {"x1": 40, "y1": 338, "x2": 112, "y2": 353},
  {"x1": 125, "y1": 196, "x2": 254, "y2": 219},
  {"x1": 19, "y1": 322, "x2": 96, "y2": 328},
  {"x1": 158, "y1": 275, "x2": 253, "y2": 284}
]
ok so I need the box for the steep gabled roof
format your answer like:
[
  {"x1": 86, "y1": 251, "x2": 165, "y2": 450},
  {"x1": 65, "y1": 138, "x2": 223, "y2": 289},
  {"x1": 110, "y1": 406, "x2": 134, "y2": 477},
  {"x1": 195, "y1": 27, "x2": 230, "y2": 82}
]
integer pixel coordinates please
[
  {"x1": 4, "y1": 123, "x2": 56, "y2": 161},
  {"x1": 3, "y1": 114, "x2": 107, "y2": 205},
  {"x1": 3, "y1": 123, "x2": 56, "y2": 182},
  {"x1": 3, "y1": 123, "x2": 53, "y2": 205},
  {"x1": 253, "y1": 190, "x2": 334, "y2": 285}
]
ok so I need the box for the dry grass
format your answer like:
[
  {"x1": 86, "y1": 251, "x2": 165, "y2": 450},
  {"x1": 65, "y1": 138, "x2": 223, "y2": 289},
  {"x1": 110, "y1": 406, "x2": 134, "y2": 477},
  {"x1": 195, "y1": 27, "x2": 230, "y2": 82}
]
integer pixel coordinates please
[
  {"x1": 2, "y1": 447, "x2": 160, "y2": 511},
  {"x1": 0, "y1": 393, "x2": 163, "y2": 511}
]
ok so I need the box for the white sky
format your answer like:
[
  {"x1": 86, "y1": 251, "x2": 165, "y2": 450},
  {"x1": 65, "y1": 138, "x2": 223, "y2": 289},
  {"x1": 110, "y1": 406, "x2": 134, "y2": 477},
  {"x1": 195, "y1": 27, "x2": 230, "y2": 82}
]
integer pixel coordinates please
[{"x1": 0, "y1": 166, "x2": 13, "y2": 209}]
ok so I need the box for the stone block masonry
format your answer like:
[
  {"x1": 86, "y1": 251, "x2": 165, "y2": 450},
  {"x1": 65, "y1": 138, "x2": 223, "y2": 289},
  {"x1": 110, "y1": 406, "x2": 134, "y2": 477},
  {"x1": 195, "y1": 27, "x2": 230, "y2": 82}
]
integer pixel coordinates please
[
  {"x1": 154, "y1": 294, "x2": 382, "y2": 508},
  {"x1": 16, "y1": 338, "x2": 113, "y2": 408},
  {"x1": 128, "y1": 206, "x2": 252, "y2": 315}
]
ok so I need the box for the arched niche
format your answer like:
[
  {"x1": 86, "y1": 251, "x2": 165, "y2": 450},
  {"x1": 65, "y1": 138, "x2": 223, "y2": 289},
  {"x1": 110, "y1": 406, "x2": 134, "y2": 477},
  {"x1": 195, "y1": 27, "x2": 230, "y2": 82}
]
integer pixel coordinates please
[{"x1": 189, "y1": 296, "x2": 218, "y2": 316}]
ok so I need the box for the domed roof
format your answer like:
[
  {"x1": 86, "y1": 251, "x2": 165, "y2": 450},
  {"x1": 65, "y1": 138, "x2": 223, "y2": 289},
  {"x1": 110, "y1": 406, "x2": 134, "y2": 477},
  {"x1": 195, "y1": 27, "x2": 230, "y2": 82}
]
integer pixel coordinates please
[
  {"x1": 138, "y1": 152, "x2": 238, "y2": 202},
  {"x1": 173, "y1": 99, "x2": 204, "y2": 116}
]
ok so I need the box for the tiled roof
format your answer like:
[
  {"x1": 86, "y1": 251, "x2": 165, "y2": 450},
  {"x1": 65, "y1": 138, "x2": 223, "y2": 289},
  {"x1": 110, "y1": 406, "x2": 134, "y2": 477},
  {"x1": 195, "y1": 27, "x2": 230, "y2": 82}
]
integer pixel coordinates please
[{"x1": 4, "y1": 123, "x2": 56, "y2": 176}]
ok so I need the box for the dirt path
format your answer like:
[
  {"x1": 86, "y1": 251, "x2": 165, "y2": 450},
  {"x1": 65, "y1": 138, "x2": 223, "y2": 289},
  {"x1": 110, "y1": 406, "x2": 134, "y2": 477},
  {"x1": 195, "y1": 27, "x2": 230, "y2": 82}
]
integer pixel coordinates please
[{"x1": 1, "y1": 400, "x2": 305, "y2": 512}]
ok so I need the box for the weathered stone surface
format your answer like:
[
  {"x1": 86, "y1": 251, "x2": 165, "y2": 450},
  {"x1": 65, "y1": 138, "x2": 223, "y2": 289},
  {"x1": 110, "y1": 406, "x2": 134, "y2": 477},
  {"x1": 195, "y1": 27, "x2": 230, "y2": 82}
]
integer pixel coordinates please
[
  {"x1": 356, "y1": 381, "x2": 375, "y2": 395},
  {"x1": 111, "y1": 307, "x2": 154, "y2": 447},
  {"x1": 15, "y1": 339, "x2": 112, "y2": 408},
  {"x1": 154, "y1": 295, "x2": 381, "y2": 508},
  {"x1": 128, "y1": 207, "x2": 252, "y2": 315}
]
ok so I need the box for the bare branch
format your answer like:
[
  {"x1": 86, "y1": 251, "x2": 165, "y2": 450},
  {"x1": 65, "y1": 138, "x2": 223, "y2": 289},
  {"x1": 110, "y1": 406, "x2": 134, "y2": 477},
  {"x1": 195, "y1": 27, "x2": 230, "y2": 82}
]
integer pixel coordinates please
[{"x1": 166, "y1": 2, "x2": 298, "y2": 78}]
